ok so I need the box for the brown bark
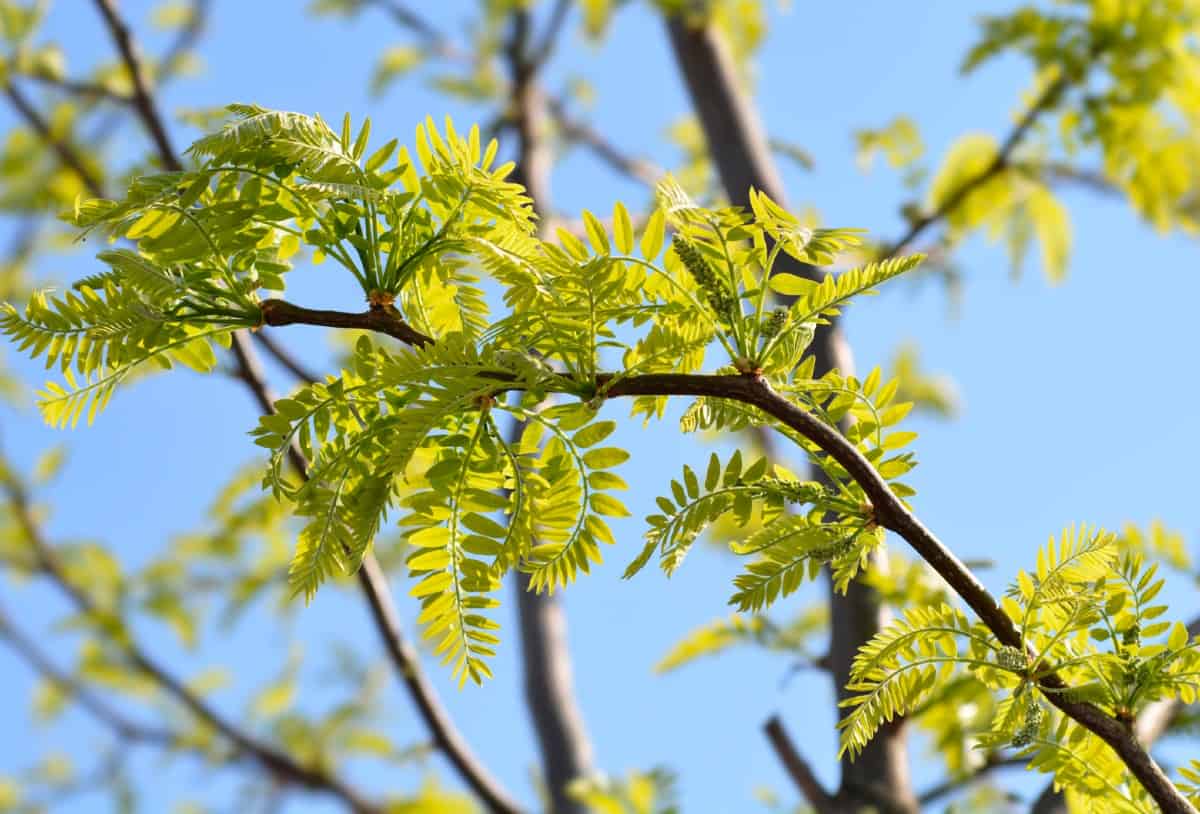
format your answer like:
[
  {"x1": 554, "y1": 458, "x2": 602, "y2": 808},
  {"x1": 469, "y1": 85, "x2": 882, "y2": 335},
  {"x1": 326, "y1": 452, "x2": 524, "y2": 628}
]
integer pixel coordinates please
[
  {"x1": 663, "y1": 17, "x2": 917, "y2": 812},
  {"x1": 505, "y1": 11, "x2": 595, "y2": 813}
]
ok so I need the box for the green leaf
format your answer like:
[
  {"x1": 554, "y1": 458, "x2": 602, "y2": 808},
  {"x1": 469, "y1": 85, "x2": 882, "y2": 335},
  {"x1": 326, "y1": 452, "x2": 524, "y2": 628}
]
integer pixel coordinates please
[
  {"x1": 613, "y1": 202, "x2": 634, "y2": 254},
  {"x1": 769, "y1": 273, "x2": 816, "y2": 296},
  {"x1": 640, "y1": 208, "x2": 665, "y2": 259}
]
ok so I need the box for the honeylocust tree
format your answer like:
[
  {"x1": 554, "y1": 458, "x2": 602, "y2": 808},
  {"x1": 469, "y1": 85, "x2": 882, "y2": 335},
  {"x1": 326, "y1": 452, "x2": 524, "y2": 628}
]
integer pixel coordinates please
[{"x1": 1, "y1": 2, "x2": 1199, "y2": 814}]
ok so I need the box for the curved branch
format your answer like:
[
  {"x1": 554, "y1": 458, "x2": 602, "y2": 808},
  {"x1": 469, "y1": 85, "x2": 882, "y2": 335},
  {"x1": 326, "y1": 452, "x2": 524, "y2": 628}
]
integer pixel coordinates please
[
  {"x1": 252, "y1": 297, "x2": 1195, "y2": 813},
  {"x1": 2, "y1": 82, "x2": 105, "y2": 197},
  {"x1": 764, "y1": 717, "x2": 836, "y2": 814},
  {"x1": 231, "y1": 331, "x2": 524, "y2": 814}
]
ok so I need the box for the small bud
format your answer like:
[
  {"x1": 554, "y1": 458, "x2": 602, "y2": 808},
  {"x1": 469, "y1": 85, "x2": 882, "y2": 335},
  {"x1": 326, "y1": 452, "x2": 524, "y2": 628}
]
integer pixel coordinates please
[
  {"x1": 996, "y1": 646, "x2": 1026, "y2": 671},
  {"x1": 760, "y1": 307, "x2": 788, "y2": 338}
]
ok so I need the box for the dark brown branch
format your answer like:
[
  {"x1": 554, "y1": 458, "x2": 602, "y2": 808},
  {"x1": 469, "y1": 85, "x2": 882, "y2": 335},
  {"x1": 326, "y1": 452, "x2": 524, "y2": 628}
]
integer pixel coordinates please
[
  {"x1": 259, "y1": 299, "x2": 433, "y2": 347},
  {"x1": 2, "y1": 82, "x2": 105, "y2": 197},
  {"x1": 252, "y1": 295, "x2": 1195, "y2": 812},
  {"x1": 1136, "y1": 614, "x2": 1200, "y2": 745},
  {"x1": 1032, "y1": 613, "x2": 1200, "y2": 814},
  {"x1": 763, "y1": 716, "x2": 836, "y2": 814},
  {"x1": 1, "y1": 475, "x2": 381, "y2": 814}
]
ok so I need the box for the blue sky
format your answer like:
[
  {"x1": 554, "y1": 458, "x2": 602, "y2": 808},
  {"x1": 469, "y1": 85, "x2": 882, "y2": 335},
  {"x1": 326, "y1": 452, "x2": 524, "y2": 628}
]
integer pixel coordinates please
[{"x1": 1, "y1": 1, "x2": 1197, "y2": 812}]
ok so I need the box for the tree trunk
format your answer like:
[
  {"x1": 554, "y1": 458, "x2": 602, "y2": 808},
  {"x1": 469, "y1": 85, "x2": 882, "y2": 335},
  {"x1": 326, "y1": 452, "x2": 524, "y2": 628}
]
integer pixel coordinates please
[
  {"x1": 664, "y1": 18, "x2": 917, "y2": 813},
  {"x1": 507, "y1": 17, "x2": 595, "y2": 812}
]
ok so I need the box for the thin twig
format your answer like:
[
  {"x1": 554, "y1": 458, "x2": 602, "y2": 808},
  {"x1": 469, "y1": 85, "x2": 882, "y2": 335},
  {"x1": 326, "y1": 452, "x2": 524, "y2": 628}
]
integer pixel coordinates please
[
  {"x1": 360, "y1": 0, "x2": 656, "y2": 192},
  {"x1": 763, "y1": 716, "x2": 836, "y2": 814},
  {"x1": 1, "y1": 476, "x2": 381, "y2": 814},
  {"x1": 547, "y1": 95, "x2": 661, "y2": 187},
  {"x1": 253, "y1": 330, "x2": 323, "y2": 385},
  {"x1": 361, "y1": 0, "x2": 462, "y2": 60},
  {"x1": 882, "y1": 77, "x2": 1068, "y2": 258},
  {"x1": 21, "y1": 73, "x2": 132, "y2": 104},
  {"x1": 526, "y1": 0, "x2": 572, "y2": 74},
  {"x1": 89, "y1": 0, "x2": 212, "y2": 143},
  {"x1": 916, "y1": 754, "x2": 1026, "y2": 806},
  {"x1": 229, "y1": 331, "x2": 525, "y2": 814},
  {"x1": 2, "y1": 82, "x2": 105, "y2": 197},
  {"x1": 0, "y1": 603, "x2": 179, "y2": 747},
  {"x1": 84, "y1": 5, "x2": 523, "y2": 811},
  {"x1": 91, "y1": 0, "x2": 182, "y2": 171}
]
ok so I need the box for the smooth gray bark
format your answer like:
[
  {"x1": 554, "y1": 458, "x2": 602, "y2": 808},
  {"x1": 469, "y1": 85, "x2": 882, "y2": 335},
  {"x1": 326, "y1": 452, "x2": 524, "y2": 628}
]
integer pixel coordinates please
[{"x1": 664, "y1": 18, "x2": 918, "y2": 813}]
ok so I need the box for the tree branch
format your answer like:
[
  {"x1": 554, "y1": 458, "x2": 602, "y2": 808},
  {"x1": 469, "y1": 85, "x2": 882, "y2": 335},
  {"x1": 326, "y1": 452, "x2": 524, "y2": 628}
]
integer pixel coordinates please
[
  {"x1": 2, "y1": 81, "x2": 105, "y2": 197},
  {"x1": 231, "y1": 327, "x2": 524, "y2": 814},
  {"x1": 20, "y1": 73, "x2": 132, "y2": 104},
  {"x1": 504, "y1": 11, "x2": 596, "y2": 813},
  {"x1": 1031, "y1": 613, "x2": 1200, "y2": 814},
  {"x1": 0, "y1": 602, "x2": 179, "y2": 748},
  {"x1": 249, "y1": 294, "x2": 1196, "y2": 812},
  {"x1": 91, "y1": 0, "x2": 182, "y2": 172},
  {"x1": 763, "y1": 716, "x2": 836, "y2": 814},
  {"x1": 546, "y1": 95, "x2": 662, "y2": 187},
  {"x1": 259, "y1": 298, "x2": 433, "y2": 347},
  {"x1": 882, "y1": 76, "x2": 1068, "y2": 258},
  {"x1": 253, "y1": 330, "x2": 323, "y2": 385},
  {"x1": 525, "y1": 0, "x2": 572, "y2": 75},
  {"x1": 916, "y1": 754, "x2": 1026, "y2": 806},
  {"x1": 0, "y1": 475, "x2": 381, "y2": 814},
  {"x1": 84, "y1": 6, "x2": 522, "y2": 811},
  {"x1": 361, "y1": 0, "x2": 461, "y2": 59}
]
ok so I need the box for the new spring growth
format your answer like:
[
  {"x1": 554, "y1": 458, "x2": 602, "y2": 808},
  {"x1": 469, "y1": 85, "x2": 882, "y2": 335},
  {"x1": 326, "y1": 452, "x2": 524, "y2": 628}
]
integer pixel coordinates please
[
  {"x1": 1011, "y1": 702, "x2": 1045, "y2": 748},
  {"x1": 759, "y1": 308, "x2": 788, "y2": 339},
  {"x1": 672, "y1": 235, "x2": 738, "y2": 324},
  {"x1": 996, "y1": 645, "x2": 1027, "y2": 672},
  {"x1": 755, "y1": 476, "x2": 824, "y2": 505}
]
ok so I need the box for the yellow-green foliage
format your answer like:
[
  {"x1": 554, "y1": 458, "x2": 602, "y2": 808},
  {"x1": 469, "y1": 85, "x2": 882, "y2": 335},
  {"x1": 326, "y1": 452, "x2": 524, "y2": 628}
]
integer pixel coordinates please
[{"x1": 840, "y1": 526, "x2": 1200, "y2": 806}]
